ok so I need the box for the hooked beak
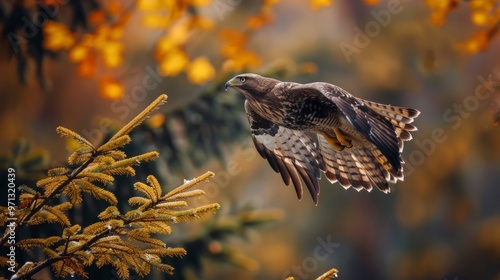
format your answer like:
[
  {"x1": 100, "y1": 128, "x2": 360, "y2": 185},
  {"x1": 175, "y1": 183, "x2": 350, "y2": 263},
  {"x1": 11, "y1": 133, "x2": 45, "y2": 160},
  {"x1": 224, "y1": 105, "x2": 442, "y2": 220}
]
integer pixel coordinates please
[{"x1": 224, "y1": 78, "x2": 239, "y2": 91}]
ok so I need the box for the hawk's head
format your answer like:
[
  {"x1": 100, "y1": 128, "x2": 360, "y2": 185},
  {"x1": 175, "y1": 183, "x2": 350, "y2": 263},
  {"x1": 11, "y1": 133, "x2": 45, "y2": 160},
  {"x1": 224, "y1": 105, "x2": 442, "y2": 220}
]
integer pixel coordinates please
[{"x1": 225, "y1": 73, "x2": 279, "y2": 99}]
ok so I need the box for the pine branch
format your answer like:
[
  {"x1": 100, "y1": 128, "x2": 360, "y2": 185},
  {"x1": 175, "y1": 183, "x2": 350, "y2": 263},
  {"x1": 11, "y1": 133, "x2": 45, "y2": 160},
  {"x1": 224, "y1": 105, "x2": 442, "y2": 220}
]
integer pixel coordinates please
[
  {"x1": 1, "y1": 96, "x2": 168, "y2": 247},
  {"x1": 0, "y1": 156, "x2": 94, "y2": 247},
  {"x1": 11, "y1": 171, "x2": 220, "y2": 280},
  {"x1": 110, "y1": 94, "x2": 168, "y2": 141}
]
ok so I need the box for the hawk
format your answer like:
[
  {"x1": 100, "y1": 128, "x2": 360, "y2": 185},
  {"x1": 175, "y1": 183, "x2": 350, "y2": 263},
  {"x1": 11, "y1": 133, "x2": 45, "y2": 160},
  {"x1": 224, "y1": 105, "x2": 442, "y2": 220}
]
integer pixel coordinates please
[{"x1": 225, "y1": 73, "x2": 420, "y2": 204}]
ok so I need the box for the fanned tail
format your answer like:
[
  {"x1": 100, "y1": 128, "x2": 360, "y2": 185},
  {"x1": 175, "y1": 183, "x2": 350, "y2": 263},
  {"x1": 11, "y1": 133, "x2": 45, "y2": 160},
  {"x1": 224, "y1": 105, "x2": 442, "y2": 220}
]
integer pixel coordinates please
[
  {"x1": 363, "y1": 100, "x2": 420, "y2": 151},
  {"x1": 316, "y1": 101, "x2": 420, "y2": 193}
]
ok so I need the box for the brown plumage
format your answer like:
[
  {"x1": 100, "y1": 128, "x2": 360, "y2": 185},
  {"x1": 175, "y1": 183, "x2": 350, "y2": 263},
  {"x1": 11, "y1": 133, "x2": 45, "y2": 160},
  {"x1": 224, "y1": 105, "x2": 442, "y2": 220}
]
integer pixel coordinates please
[{"x1": 225, "y1": 73, "x2": 420, "y2": 204}]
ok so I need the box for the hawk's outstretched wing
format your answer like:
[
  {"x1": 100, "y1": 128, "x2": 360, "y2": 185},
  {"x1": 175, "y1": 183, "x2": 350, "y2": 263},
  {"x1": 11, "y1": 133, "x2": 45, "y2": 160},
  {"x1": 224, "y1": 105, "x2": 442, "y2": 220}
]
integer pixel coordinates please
[
  {"x1": 245, "y1": 101, "x2": 325, "y2": 204},
  {"x1": 284, "y1": 83, "x2": 419, "y2": 192},
  {"x1": 291, "y1": 83, "x2": 402, "y2": 175}
]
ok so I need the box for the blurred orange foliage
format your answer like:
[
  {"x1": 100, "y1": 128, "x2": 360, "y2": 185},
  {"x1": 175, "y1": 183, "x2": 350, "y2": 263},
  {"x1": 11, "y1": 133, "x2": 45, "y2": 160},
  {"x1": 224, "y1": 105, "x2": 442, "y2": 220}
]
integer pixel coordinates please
[
  {"x1": 36, "y1": 0, "x2": 500, "y2": 102},
  {"x1": 99, "y1": 77, "x2": 124, "y2": 100},
  {"x1": 42, "y1": 8, "x2": 130, "y2": 97},
  {"x1": 43, "y1": 21, "x2": 75, "y2": 51},
  {"x1": 363, "y1": 0, "x2": 380, "y2": 5},
  {"x1": 310, "y1": 0, "x2": 333, "y2": 10},
  {"x1": 188, "y1": 56, "x2": 216, "y2": 84},
  {"x1": 425, "y1": 0, "x2": 500, "y2": 53},
  {"x1": 219, "y1": 29, "x2": 261, "y2": 72}
]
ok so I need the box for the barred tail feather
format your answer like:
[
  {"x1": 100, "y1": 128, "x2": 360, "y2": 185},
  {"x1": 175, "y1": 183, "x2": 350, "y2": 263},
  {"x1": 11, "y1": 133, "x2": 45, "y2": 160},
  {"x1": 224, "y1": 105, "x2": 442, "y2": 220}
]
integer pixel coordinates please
[
  {"x1": 317, "y1": 135, "x2": 373, "y2": 192},
  {"x1": 317, "y1": 135, "x2": 406, "y2": 193},
  {"x1": 352, "y1": 147, "x2": 392, "y2": 192},
  {"x1": 364, "y1": 100, "x2": 420, "y2": 142}
]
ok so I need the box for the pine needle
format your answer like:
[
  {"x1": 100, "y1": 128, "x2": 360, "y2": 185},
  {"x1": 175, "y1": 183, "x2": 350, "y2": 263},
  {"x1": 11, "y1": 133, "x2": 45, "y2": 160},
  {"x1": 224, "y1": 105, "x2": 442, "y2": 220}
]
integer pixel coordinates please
[
  {"x1": 316, "y1": 268, "x2": 339, "y2": 280},
  {"x1": 163, "y1": 171, "x2": 214, "y2": 199},
  {"x1": 110, "y1": 152, "x2": 159, "y2": 169},
  {"x1": 109, "y1": 94, "x2": 168, "y2": 141},
  {"x1": 155, "y1": 201, "x2": 188, "y2": 209},
  {"x1": 174, "y1": 203, "x2": 220, "y2": 222},
  {"x1": 56, "y1": 126, "x2": 96, "y2": 150},
  {"x1": 97, "y1": 135, "x2": 131, "y2": 152},
  {"x1": 165, "y1": 190, "x2": 205, "y2": 201}
]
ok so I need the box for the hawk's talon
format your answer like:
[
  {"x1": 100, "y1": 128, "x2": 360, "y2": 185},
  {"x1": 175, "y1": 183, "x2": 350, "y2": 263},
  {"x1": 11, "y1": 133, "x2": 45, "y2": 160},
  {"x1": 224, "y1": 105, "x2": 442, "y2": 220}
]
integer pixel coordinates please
[
  {"x1": 316, "y1": 131, "x2": 345, "y2": 151},
  {"x1": 333, "y1": 128, "x2": 352, "y2": 148}
]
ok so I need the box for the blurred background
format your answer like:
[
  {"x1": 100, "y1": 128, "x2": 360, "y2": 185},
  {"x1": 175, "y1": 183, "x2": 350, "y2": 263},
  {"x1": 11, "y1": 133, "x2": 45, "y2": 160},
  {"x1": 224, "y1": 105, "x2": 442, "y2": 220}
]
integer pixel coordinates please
[{"x1": 1, "y1": 0, "x2": 500, "y2": 279}]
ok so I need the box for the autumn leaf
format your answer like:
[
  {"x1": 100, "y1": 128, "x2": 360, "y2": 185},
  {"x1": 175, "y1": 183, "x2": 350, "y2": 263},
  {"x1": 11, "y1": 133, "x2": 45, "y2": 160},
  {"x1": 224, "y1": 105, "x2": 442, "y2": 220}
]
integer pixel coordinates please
[
  {"x1": 109, "y1": 26, "x2": 125, "y2": 40},
  {"x1": 219, "y1": 29, "x2": 247, "y2": 57},
  {"x1": 189, "y1": 16, "x2": 214, "y2": 30},
  {"x1": 246, "y1": 14, "x2": 273, "y2": 30},
  {"x1": 100, "y1": 41, "x2": 124, "y2": 68},
  {"x1": 100, "y1": 77, "x2": 124, "y2": 100},
  {"x1": 77, "y1": 55, "x2": 97, "y2": 78},
  {"x1": 310, "y1": 0, "x2": 332, "y2": 10},
  {"x1": 69, "y1": 45, "x2": 90, "y2": 63},
  {"x1": 88, "y1": 10, "x2": 106, "y2": 25},
  {"x1": 43, "y1": 21, "x2": 75, "y2": 51},
  {"x1": 265, "y1": 0, "x2": 281, "y2": 5},
  {"x1": 187, "y1": 56, "x2": 215, "y2": 84},
  {"x1": 158, "y1": 50, "x2": 190, "y2": 76},
  {"x1": 457, "y1": 30, "x2": 490, "y2": 53},
  {"x1": 429, "y1": 12, "x2": 445, "y2": 26},
  {"x1": 469, "y1": 0, "x2": 499, "y2": 26},
  {"x1": 136, "y1": 0, "x2": 155, "y2": 10},
  {"x1": 107, "y1": 0, "x2": 123, "y2": 15},
  {"x1": 471, "y1": 12, "x2": 489, "y2": 26},
  {"x1": 221, "y1": 50, "x2": 261, "y2": 72},
  {"x1": 186, "y1": 0, "x2": 212, "y2": 7},
  {"x1": 155, "y1": 39, "x2": 177, "y2": 61},
  {"x1": 141, "y1": 14, "x2": 171, "y2": 28},
  {"x1": 425, "y1": 0, "x2": 459, "y2": 26},
  {"x1": 168, "y1": 21, "x2": 191, "y2": 45},
  {"x1": 42, "y1": 0, "x2": 65, "y2": 5},
  {"x1": 147, "y1": 113, "x2": 166, "y2": 128}
]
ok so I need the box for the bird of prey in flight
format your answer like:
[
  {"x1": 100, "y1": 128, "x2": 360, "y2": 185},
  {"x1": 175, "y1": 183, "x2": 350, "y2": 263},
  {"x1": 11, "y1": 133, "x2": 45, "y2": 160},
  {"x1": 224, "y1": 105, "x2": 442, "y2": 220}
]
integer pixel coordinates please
[{"x1": 225, "y1": 73, "x2": 420, "y2": 204}]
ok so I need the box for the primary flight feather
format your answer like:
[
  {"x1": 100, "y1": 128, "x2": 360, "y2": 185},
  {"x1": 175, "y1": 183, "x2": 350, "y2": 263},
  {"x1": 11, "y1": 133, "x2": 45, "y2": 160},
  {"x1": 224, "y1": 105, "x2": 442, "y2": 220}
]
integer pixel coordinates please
[{"x1": 225, "y1": 73, "x2": 420, "y2": 204}]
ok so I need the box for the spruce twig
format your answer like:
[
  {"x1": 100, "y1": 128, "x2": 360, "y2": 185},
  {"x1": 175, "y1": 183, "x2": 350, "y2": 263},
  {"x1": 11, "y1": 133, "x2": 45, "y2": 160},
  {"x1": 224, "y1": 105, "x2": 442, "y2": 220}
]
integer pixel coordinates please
[{"x1": 109, "y1": 94, "x2": 168, "y2": 141}]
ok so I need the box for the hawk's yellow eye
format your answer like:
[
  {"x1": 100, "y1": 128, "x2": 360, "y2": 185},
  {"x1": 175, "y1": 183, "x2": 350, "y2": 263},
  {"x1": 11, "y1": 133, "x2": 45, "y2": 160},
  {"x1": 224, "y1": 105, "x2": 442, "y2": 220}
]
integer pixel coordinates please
[{"x1": 239, "y1": 77, "x2": 246, "y2": 83}]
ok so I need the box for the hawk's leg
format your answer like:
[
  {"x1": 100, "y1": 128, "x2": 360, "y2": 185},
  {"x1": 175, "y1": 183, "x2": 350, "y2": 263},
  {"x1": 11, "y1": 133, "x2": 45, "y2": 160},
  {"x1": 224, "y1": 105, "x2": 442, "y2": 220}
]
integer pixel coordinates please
[
  {"x1": 316, "y1": 131, "x2": 345, "y2": 151},
  {"x1": 333, "y1": 128, "x2": 352, "y2": 148}
]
